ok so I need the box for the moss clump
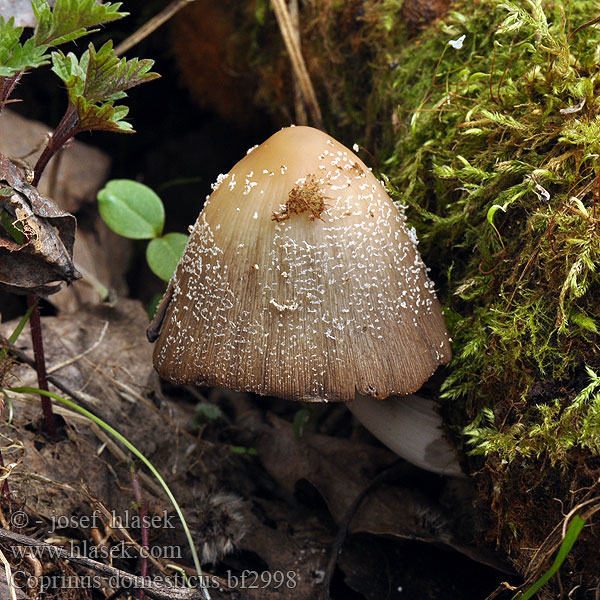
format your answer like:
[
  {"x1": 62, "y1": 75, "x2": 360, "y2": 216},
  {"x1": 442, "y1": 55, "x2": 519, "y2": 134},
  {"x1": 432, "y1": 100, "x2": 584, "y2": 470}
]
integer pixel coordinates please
[
  {"x1": 367, "y1": 0, "x2": 600, "y2": 463},
  {"x1": 244, "y1": 0, "x2": 600, "y2": 589}
]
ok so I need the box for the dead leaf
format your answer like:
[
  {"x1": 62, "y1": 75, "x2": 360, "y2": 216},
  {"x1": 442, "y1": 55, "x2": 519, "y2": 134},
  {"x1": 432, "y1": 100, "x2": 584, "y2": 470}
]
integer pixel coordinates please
[
  {"x1": 0, "y1": 152, "x2": 80, "y2": 295},
  {"x1": 255, "y1": 414, "x2": 511, "y2": 571}
]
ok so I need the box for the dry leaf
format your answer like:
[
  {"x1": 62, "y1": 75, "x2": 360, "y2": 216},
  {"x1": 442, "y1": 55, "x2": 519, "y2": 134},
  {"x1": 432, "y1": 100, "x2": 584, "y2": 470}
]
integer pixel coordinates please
[
  {"x1": 0, "y1": 152, "x2": 79, "y2": 295},
  {"x1": 256, "y1": 414, "x2": 511, "y2": 571}
]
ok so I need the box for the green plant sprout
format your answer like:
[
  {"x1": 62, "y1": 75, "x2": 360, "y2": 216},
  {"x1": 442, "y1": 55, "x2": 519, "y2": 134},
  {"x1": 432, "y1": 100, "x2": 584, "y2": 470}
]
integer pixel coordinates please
[
  {"x1": 97, "y1": 179, "x2": 188, "y2": 292},
  {"x1": 0, "y1": 0, "x2": 159, "y2": 437},
  {"x1": 512, "y1": 515, "x2": 586, "y2": 600}
]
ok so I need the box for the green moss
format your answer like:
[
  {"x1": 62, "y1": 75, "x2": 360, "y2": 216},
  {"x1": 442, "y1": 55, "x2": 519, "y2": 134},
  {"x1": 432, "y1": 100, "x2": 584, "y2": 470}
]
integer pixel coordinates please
[{"x1": 344, "y1": 0, "x2": 600, "y2": 472}]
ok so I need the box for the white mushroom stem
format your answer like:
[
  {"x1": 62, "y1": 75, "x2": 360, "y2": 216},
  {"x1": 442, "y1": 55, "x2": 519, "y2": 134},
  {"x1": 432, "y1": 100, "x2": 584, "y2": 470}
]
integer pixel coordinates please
[{"x1": 346, "y1": 394, "x2": 464, "y2": 477}]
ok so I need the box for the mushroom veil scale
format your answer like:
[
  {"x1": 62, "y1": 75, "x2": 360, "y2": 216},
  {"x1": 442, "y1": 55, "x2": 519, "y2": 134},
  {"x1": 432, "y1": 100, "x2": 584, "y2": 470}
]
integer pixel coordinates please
[{"x1": 148, "y1": 126, "x2": 460, "y2": 476}]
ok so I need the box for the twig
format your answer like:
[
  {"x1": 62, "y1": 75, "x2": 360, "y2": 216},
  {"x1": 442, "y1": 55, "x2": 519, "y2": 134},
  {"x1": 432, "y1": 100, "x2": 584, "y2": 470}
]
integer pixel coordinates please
[
  {"x1": 73, "y1": 263, "x2": 115, "y2": 303},
  {"x1": 271, "y1": 0, "x2": 323, "y2": 129},
  {"x1": 89, "y1": 424, "x2": 164, "y2": 499},
  {"x1": 288, "y1": 0, "x2": 307, "y2": 125},
  {"x1": 524, "y1": 498, "x2": 600, "y2": 580},
  {"x1": 568, "y1": 14, "x2": 600, "y2": 40},
  {"x1": 0, "y1": 450, "x2": 11, "y2": 501},
  {"x1": 0, "y1": 528, "x2": 202, "y2": 600},
  {"x1": 115, "y1": 0, "x2": 197, "y2": 56},
  {"x1": 45, "y1": 321, "x2": 109, "y2": 375},
  {"x1": 0, "y1": 336, "x2": 97, "y2": 417},
  {"x1": 483, "y1": 581, "x2": 519, "y2": 600},
  {"x1": 81, "y1": 483, "x2": 165, "y2": 573},
  {"x1": 319, "y1": 460, "x2": 405, "y2": 599}
]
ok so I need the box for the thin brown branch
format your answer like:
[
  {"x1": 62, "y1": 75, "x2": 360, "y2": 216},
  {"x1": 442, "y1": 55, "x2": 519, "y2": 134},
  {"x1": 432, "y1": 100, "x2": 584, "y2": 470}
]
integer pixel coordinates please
[
  {"x1": 288, "y1": 0, "x2": 307, "y2": 125},
  {"x1": 271, "y1": 0, "x2": 323, "y2": 129},
  {"x1": 114, "y1": 0, "x2": 197, "y2": 56}
]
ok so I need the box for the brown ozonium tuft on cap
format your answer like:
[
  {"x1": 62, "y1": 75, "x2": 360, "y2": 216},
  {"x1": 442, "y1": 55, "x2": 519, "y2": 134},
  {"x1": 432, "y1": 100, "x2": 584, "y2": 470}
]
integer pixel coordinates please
[{"x1": 148, "y1": 126, "x2": 451, "y2": 403}]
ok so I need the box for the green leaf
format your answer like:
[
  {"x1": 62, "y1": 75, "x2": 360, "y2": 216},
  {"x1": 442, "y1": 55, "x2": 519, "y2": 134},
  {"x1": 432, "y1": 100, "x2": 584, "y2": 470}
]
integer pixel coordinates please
[
  {"x1": 571, "y1": 311, "x2": 598, "y2": 334},
  {"x1": 51, "y1": 41, "x2": 159, "y2": 133},
  {"x1": 487, "y1": 203, "x2": 507, "y2": 225},
  {"x1": 229, "y1": 445, "x2": 258, "y2": 456},
  {"x1": 0, "y1": 302, "x2": 35, "y2": 362},
  {"x1": 33, "y1": 0, "x2": 127, "y2": 46},
  {"x1": 513, "y1": 515, "x2": 585, "y2": 600},
  {"x1": 97, "y1": 179, "x2": 164, "y2": 239},
  {"x1": 0, "y1": 209, "x2": 24, "y2": 244},
  {"x1": 0, "y1": 18, "x2": 49, "y2": 76},
  {"x1": 293, "y1": 406, "x2": 312, "y2": 438},
  {"x1": 0, "y1": 17, "x2": 22, "y2": 60},
  {"x1": 146, "y1": 233, "x2": 188, "y2": 281},
  {"x1": 255, "y1": 0, "x2": 269, "y2": 24},
  {"x1": 193, "y1": 402, "x2": 224, "y2": 425},
  {"x1": 74, "y1": 95, "x2": 133, "y2": 133},
  {"x1": 147, "y1": 292, "x2": 163, "y2": 320}
]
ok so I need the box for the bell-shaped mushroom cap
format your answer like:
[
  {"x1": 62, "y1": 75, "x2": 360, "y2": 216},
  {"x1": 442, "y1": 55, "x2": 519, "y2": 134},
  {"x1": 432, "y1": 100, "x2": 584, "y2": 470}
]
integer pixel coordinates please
[{"x1": 149, "y1": 126, "x2": 451, "y2": 402}]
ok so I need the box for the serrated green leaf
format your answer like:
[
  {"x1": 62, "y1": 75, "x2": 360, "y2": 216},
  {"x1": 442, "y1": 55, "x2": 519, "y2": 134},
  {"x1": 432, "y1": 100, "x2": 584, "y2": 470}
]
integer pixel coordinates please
[
  {"x1": 50, "y1": 50, "x2": 80, "y2": 84},
  {"x1": 73, "y1": 95, "x2": 133, "y2": 133},
  {"x1": 84, "y1": 41, "x2": 158, "y2": 103},
  {"x1": 97, "y1": 179, "x2": 164, "y2": 239},
  {"x1": 33, "y1": 0, "x2": 128, "y2": 46},
  {"x1": 146, "y1": 233, "x2": 188, "y2": 281},
  {"x1": 0, "y1": 16, "x2": 23, "y2": 62},
  {"x1": 51, "y1": 42, "x2": 159, "y2": 133},
  {"x1": 0, "y1": 18, "x2": 50, "y2": 76}
]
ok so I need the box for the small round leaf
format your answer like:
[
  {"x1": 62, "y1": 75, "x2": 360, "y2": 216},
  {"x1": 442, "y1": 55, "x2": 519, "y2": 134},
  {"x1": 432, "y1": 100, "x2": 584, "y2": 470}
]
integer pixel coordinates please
[
  {"x1": 146, "y1": 233, "x2": 188, "y2": 281},
  {"x1": 97, "y1": 179, "x2": 164, "y2": 239}
]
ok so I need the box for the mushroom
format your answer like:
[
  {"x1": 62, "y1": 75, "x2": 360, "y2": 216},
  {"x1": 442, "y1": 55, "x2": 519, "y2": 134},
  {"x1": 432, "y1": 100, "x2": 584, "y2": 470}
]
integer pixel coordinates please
[{"x1": 148, "y1": 126, "x2": 460, "y2": 476}]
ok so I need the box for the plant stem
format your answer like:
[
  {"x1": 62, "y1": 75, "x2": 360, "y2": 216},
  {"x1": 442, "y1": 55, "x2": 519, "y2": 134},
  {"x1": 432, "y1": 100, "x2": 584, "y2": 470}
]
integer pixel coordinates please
[
  {"x1": 32, "y1": 105, "x2": 79, "y2": 186},
  {"x1": 26, "y1": 296, "x2": 56, "y2": 439},
  {"x1": 26, "y1": 104, "x2": 82, "y2": 439},
  {"x1": 0, "y1": 73, "x2": 23, "y2": 115}
]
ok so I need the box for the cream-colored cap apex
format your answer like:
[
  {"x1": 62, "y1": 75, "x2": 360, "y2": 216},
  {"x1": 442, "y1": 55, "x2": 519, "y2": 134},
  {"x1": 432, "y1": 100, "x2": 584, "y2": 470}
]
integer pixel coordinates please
[{"x1": 150, "y1": 126, "x2": 451, "y2": 402}]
